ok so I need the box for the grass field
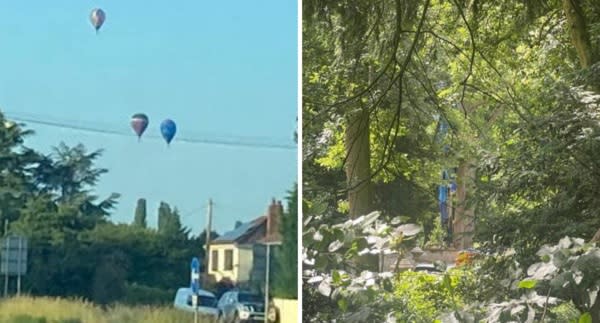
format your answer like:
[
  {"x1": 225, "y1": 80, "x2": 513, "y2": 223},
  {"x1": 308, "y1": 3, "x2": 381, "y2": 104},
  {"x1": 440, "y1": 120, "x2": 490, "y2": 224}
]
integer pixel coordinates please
[{"x1": 0, "y1": 296, "x2": 216, "y2": 323}]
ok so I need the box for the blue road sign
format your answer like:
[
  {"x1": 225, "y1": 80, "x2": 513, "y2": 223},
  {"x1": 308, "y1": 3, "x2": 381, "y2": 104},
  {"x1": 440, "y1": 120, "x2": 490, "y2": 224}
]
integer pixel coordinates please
[{"x1": 190, "y1": 257, "x2": 200, "y2": 293}]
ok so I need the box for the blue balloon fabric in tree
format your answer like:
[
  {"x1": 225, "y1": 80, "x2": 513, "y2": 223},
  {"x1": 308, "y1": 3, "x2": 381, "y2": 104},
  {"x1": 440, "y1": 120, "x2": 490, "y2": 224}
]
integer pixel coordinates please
[{"x1": 160, "y1": 119, "x2": 177, "y2": 145}]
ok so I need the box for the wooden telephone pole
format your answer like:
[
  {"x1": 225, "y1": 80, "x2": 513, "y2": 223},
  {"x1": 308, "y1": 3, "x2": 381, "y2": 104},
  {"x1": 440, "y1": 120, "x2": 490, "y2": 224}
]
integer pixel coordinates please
[{"x1": 203, "y1": 199, "x2": 213, "y2": 286}]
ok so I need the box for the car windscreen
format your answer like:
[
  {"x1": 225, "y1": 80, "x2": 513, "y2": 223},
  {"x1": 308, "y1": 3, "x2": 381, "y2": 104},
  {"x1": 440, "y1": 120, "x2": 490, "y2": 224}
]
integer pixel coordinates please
[
  {"x1": 187, "y1": 295, "x2": 218, "y2": 307},
  {"x1": 238, "y1": 293, "x2": 263, "y2": 304}
]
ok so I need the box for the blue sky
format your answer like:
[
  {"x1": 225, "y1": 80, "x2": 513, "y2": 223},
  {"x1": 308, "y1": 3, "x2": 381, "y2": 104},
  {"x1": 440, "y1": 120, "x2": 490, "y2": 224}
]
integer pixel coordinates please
[{"x1": 0, "y1": 1, "x2": 297, "y2": 235}]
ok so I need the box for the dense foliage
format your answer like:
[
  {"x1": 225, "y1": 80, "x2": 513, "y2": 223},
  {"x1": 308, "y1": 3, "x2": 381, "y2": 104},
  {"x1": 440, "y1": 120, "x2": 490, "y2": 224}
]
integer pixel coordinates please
[
  {"x1": 272, "y1": 185, "x2": 299, "y2": 299},
  {"x1": 303, "y1": 0, "x2": 600, "y2": 321}
]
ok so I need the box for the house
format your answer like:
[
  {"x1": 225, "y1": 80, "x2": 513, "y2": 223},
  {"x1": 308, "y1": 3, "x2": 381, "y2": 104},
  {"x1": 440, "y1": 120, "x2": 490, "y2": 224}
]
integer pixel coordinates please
[{"x1": 208, "y1": 199, "x2": 283, "y2": 285}]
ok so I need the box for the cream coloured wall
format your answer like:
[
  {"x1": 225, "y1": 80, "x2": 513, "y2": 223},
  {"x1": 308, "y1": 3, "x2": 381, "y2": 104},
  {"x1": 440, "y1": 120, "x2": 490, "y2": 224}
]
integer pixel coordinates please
[
  {"x1": 273, "y1": 298, "x2": 298, "y2": 323},
  {"x1": 208, "y1": 244, "x2": 254, "y2": 283}
]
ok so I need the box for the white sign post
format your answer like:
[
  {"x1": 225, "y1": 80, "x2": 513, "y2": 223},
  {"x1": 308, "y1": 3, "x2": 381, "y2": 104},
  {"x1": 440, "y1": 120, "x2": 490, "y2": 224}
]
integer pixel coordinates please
[
  {"x1": 192, "y1": 294, "x2": 199, "y2": 323},
  {"x1": 190, "y1": 257, "x2": 200, "y2": 323}
]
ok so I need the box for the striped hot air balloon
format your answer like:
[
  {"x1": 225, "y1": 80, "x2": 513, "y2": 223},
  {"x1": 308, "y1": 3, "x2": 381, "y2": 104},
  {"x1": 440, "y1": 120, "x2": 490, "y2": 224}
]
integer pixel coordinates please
[
  {"x1": 130, "y1": 113, "x2": 149, "y2": 141},
  {"x1": 90, "y1": 8, "x2": 106, "y2": 33}
]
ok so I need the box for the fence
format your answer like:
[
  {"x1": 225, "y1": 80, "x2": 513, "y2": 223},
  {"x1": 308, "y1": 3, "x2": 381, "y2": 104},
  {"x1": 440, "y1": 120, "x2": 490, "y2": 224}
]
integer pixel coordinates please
[{"x1": 273, "y1": 298, "x2": 298, "y2": 323}]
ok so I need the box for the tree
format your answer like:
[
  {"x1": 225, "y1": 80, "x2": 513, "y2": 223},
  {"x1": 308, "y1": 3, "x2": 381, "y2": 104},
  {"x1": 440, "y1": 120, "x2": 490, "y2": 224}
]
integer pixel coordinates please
[
  {"x1": 92, "y1": 250, "x2": 130, "y2": 305},
  {"x1": 33, "y1": 142, "x2": 119, "y2": 218},
  {"x1": 157, "y1": 201, "x2": 172, "y2": 234},
  {"x1": 562, "y1": 0, "x2": 598, "y2": 70},
  {"x1": 133, "y1": 198, "x2": 147, "y2": 228},
  {"x1": 304, "y1": 0, "x2": 440, "y2": 270},
  {"x1": 272, "y1": 184, "x2": 298, "y2": 299},
  {"x1": 157, "y1": 202, "x2": 189, "y2": 239},
  {"x1": 234, "y1": 220, "x2": 243, "y2": 229},
  {"x1": 0, "y1": 114, "x2": 45, "y2": 235}
]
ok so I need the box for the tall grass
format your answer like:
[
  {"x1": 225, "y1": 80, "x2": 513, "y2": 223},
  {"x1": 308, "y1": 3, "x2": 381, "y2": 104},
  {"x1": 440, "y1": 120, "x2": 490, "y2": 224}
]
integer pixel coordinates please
[{"x1": 0, "y1": 296, "x2": 214, "y2": 323}]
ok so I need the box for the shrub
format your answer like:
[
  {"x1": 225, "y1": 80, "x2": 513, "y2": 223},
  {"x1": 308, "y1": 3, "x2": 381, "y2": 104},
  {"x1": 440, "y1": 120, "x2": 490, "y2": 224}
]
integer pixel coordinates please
[
  {"x1": 121, "y1": 283, "x2": 174, "y2": 306},
  {"x1": 391, "y1": 269, "x2": 478, "y2": 322}
]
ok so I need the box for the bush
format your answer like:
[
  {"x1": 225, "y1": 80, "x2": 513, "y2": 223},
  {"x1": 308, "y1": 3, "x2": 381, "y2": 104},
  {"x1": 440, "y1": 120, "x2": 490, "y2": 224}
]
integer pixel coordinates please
[
  {"x1": 121, "y1": 283, "x2": 174, "y2": 306},
  {"x1": 391, "y1": 269, "x2": 477, "y2": 322}
]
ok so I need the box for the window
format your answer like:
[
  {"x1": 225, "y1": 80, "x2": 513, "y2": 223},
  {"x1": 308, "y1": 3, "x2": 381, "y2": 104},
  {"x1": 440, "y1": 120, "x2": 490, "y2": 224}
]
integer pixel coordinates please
[
  {"x1": 224, "y1": 249, "x2": 234, "y2": 271},
  {"x1": 211, "y1": 250, "x2": 219, "y2": 271},
  {"x1": 218, "y1": 292, "x2": 229, "y2": 307}
]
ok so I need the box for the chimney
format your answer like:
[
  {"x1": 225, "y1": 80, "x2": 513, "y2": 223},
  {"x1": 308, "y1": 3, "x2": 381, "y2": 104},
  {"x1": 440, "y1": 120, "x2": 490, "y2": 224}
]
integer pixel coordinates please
[{"x1": 266, "y1": 198, "x2": 282, "y2": 242}]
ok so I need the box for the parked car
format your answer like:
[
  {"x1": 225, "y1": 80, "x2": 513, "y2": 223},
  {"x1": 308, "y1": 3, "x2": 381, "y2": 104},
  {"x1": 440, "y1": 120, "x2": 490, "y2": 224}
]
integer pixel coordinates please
[
  {"x1": 217, "y1": 290, "x2": 279, "y2": 323},
  {"x1": 174, "y1": 287, "x2": 220, "y2": 318}
]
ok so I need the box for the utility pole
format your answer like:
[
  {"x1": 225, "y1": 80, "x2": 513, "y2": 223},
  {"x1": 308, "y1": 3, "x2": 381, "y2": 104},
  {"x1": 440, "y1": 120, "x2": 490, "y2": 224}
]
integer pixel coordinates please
[
  {"x1": 264, "y1": 243, "x2": 271, "y2": 323},
  {"x1": 4, "y1": 219, "x2": 8, "y2": 297},
  {"x1": 16, "y1": 236, "x2": 21, "y2": 296},
  {"x1": 203, "y1": 199, "x2": 213, "y2": 286}
]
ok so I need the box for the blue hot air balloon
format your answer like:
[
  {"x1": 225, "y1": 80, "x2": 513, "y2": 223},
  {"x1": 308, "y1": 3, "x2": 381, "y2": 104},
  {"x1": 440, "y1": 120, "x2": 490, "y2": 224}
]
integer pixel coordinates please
[{"x1": 160, "y1": 119, "x2": 177, "y2": 145}]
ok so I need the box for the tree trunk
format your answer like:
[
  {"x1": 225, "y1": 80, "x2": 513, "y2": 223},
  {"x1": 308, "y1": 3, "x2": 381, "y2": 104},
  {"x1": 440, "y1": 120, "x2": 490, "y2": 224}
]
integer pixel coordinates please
[
  {"x1": 345, "y1": 106, "x2": 378, "y2": 271},
  {"x1": 563, "y1": 0, "x2": 600, "y2": 241},
  {"x1": 453, "y1": 160, "x2": 475, "y2": 250},
  {"x1": 562, "y1": 0, "x2": 597, "y2": 69},
  {"x1": 345, "y1": 107, "x2": 373, "y2": 219},
  {"x1": 590, "y1": 299, "x2": 600, "y2": 323}
]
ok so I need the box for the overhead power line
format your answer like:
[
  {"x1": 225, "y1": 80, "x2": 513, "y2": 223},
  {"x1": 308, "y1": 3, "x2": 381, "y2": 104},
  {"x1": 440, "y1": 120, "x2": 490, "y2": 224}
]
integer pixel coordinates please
[{"x1": 4, "y1": 113, "x2": 297, "y2": 151}]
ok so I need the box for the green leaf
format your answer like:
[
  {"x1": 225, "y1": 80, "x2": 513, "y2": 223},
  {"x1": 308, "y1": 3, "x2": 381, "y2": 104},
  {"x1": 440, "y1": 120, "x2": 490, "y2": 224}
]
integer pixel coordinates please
[
  {"x1": 395, "y1": 223, "x2": 421, "y2": 237},
  {"x1": 332, "y1": 270, "x2": 342, "y2": 284},
  {"x1": 328, "y1": 240, "x2": 344, "y2": 252},
  {"x1": 518, "y1": 279, "x2": 537, "y2": 289},
  {"x1": 442, "y1": 274, "x2": 453, "y2": 290},
  {"x1": 338, "y1": 298, "x2": 348, "y2": 312},
  {"x1": 579, "y1": 312, "x2": 592, "y2": 323}
]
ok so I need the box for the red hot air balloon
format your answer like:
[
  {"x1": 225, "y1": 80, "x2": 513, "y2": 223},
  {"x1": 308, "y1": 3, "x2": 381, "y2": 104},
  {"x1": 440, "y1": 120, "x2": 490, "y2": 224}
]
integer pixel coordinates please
[
  {"x1": 130, "y1": 114, "x2": 149, "y2": 141},
  {"x1": 90, "y1": 8, "x2": 106, "y2": 33}
]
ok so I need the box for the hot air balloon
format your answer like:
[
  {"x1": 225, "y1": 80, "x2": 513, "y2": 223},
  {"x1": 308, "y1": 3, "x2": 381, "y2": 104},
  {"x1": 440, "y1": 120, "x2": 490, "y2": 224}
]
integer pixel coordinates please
[
  {"x1": 130, "y1": 113, "x2": 149, "y2": 141},
  {"x1": 90, "y1": 8, "x2": 106, "y2": 33},
  {"x1": 160, "y1": 119, "x2": 177, "y2": 146}
]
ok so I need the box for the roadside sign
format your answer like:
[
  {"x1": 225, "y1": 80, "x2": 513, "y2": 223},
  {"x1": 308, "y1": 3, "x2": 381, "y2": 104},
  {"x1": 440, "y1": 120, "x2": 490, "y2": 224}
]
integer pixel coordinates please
[
  {"x1": 190, "y1": 257, "x2": 200, "y2": 323},
  {"x1": 190, "y1": 257, "x2": 200, "y2": 293},
  {"x1": 1, "y1": 235, "x2": 27, "y2": 276}
]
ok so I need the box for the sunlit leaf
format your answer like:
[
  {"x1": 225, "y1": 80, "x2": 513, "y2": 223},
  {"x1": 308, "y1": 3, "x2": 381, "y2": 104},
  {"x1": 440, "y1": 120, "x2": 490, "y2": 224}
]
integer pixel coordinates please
[
  {"x1": 579, "y1": 312, "x2": 592, "y2": 323},
  {"x1": 518, "y1": 279, "x2": 537, "y2": 289},
  {"x1": 395, "y1": 224, "x2": 421, "y2": 237},
  {"x1": 318, "y1": 279, "x2": 332, "y2": 296},
  {"x1": 307, "y1": 276, "x2": 323, "y2": 284}
]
